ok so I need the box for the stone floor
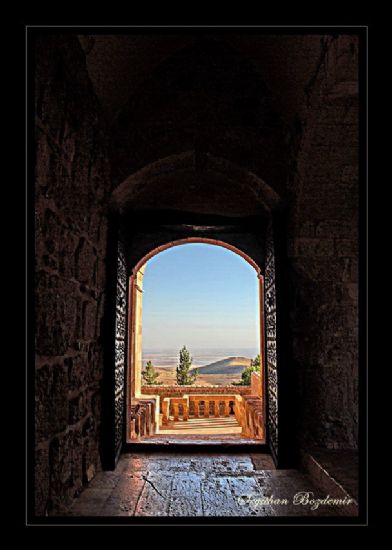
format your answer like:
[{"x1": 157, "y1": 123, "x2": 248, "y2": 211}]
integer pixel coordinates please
[{"x1": 65, "y1": 453, "x2": 357, "y2": 517}]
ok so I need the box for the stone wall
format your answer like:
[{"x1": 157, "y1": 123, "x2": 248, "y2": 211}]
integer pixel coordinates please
[
  {"x1": 287, "y1": 36, "x2": 359, "y2": 450},
  {"x1": 34, "y1": 35, "x2": 110, "y2": 515}
]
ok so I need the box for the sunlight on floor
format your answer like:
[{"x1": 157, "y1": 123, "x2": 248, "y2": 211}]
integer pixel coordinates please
[{"x1": 159, "y1": 416, "x2": 242, "y2": 435}]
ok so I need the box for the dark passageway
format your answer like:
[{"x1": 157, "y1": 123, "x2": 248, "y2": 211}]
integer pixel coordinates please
[{"x1": 33, "y1": 29, "x2": 363, "y2": 521}]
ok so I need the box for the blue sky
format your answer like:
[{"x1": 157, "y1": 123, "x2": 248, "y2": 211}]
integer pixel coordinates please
[{"x1": 142, "y1": 243, "x2": 260, "y2": 353}]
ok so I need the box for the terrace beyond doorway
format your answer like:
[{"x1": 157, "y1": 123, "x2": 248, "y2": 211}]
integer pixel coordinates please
[{"x1": 126, "y1": 241, "x2": 266, "y2": 445}]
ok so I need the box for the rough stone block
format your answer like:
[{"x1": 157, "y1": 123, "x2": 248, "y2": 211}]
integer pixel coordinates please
[
  {"x1": 49, "y1": 430, "x2": 83, "y2": 510},
  {"x1": 35, "y1": 271, "x2": 79, "y2": 355},
  {"x1": 82, "y1": 300, "x2": 97, "y2": 340},
  {"x1": 295, "y1": 238, "x2": 334, "y2": 257},
  {"x1": 335, "y1": 238, "x2": 357, "y2": 257},
  {"x1": 75, "y1": 238, "x2": 97, "y2": 285},
  {"x1": 68, "y1": 392, "x2": 88, "y2": 425},
  {"x1": 35, "y1": 445, "x2": 50, "y2": 516},
  {"x1": 35, "y1": 363, "x2": 68, "y2": 440},
  {"x1": 66, "y1": 354, "x2": 86, "y2": 391}
]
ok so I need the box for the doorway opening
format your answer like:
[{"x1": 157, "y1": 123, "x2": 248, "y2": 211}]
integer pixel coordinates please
[{"x1": 126, "y1": 239, "x2": 266, "y2": 445}]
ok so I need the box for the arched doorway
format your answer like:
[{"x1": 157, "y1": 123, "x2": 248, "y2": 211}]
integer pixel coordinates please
[
  {"x1": 103, "y1": 213, "x2": 291, "y2": 469},
  {"x1": 101, "y1": 32, "x2": 294, "y2": 470},
  {"x1": 127, "y1": 239, "x2": 266, "y2": 445},
  {"x1": 103, "y1": 155, "x2": 289, "y2": 469}
]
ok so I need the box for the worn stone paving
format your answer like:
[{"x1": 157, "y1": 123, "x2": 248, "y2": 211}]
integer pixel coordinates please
[{"x1": 64, "y1": 453, "x2": 354, "y2": 517}]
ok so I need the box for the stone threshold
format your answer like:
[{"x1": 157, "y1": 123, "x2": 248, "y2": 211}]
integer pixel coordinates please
[
  {"x1": 132, "y1": 438, "x2": 264, "y2": 445},
  {"x1": 124, "y1": 439, "x2": 267, "y2": 453}
]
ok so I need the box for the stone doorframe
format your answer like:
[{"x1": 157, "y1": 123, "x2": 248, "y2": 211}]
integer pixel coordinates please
[{"x1": 126, "y1": 237, "x2": 266, "y2": 443}]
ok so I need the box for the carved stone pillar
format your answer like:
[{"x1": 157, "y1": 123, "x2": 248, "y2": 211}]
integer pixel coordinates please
[{"x1": 131, "y1": 265, "x2": 145, "y2": 398}]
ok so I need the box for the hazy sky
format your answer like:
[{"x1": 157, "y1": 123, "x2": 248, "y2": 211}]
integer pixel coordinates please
[{"x1": 142, "y1": 243, "x2": 260, "y2": 352}]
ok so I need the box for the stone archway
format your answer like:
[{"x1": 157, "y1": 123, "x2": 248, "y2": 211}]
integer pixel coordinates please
[
  {"x1": 103, "y1": 145, "x2": 288, "y2": 465},
  {"x1": 104, "y1": 129, "x2": 287, "y2": 463},
  {"x1": 126, "y1": 238, "x2": 266, "y2": 444}
]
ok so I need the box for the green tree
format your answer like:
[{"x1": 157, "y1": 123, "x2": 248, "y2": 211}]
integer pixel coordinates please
[
  {"x1": 233, "y1": 354, "x2": 261, "y2": 386},
  {"x1": 176, "y1": 346, "x2": 198, "y2": 385},
  {"x1": 142, "y1": 360, "x2": 161, "y2": 385}
]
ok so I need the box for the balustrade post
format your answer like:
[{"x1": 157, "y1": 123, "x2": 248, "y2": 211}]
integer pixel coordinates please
[
  {"x1": 194, "y1": 399, "x2": 199, "y2": 418},
  {"x1": 162, "y1": 399, "x2": 169, "y2": 424}
]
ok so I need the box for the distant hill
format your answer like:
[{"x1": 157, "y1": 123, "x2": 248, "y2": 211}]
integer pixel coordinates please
[
  {"x1": 191, "y1": 356, "x2": 251, "y2": 375},
  {"x1": 148, "y1": 357, "x2": 252, "y2": 386}
]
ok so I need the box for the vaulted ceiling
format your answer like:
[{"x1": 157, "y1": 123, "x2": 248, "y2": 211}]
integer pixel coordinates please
[
  {"x1": 79, "y1": 33, "x2": 323, "y2": 125},
  {"x1": 78, "y1": 33, "x2": 327, "y2": 217}
]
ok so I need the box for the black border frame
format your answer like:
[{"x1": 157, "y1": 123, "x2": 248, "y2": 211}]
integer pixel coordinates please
[{"x1": 26, "y1": 24, "x2": 368, "y2": 527}]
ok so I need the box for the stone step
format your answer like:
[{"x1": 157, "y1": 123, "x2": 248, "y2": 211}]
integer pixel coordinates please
[{"x1": 159, "y1": 416, "x2": 242, "y2": 435}]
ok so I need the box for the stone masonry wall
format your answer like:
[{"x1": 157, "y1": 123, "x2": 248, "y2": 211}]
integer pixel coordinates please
[
  {"x1": 34, "y1": 35, "x2": 110, "y2": 515},
  {"x1": 288, "y1": 36, "x2": 359, "y2": 450}
]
